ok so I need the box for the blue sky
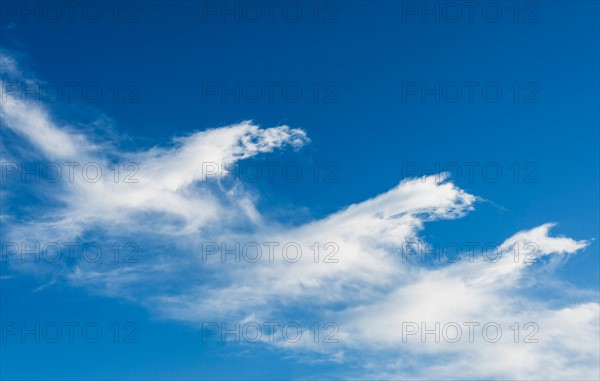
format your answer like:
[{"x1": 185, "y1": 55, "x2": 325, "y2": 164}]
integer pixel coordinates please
[{"x1": 1, "y1": 1, "x2": 599, "y2": 380}]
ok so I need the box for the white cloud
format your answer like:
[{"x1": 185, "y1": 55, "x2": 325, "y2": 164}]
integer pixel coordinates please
[{"x1": 1, "y1": 53, "x2": 598, "y2": 380}]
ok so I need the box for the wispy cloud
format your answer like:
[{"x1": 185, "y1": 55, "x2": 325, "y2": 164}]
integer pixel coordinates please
[{"x1": 1, "y1": 53, "x2": 598, "y2": 380}]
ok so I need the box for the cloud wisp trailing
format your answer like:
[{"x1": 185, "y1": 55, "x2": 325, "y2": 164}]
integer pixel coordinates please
[{"x1": 1, "y1": 53, "x2": 598, "y2": 380}]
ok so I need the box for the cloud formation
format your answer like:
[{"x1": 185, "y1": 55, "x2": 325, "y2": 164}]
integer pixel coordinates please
[{"x1": 1, "y1": 53, "x2": 598, "y2": 380}]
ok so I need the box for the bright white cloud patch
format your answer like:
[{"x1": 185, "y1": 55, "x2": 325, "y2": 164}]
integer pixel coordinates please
[{"x1": 1, "y1": 54, "x2": 598, "y2": 380}]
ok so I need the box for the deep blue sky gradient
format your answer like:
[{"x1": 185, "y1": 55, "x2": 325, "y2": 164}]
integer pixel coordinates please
[{"x1": 1, "y1": 1, "x2": 598, "y2": 379}]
